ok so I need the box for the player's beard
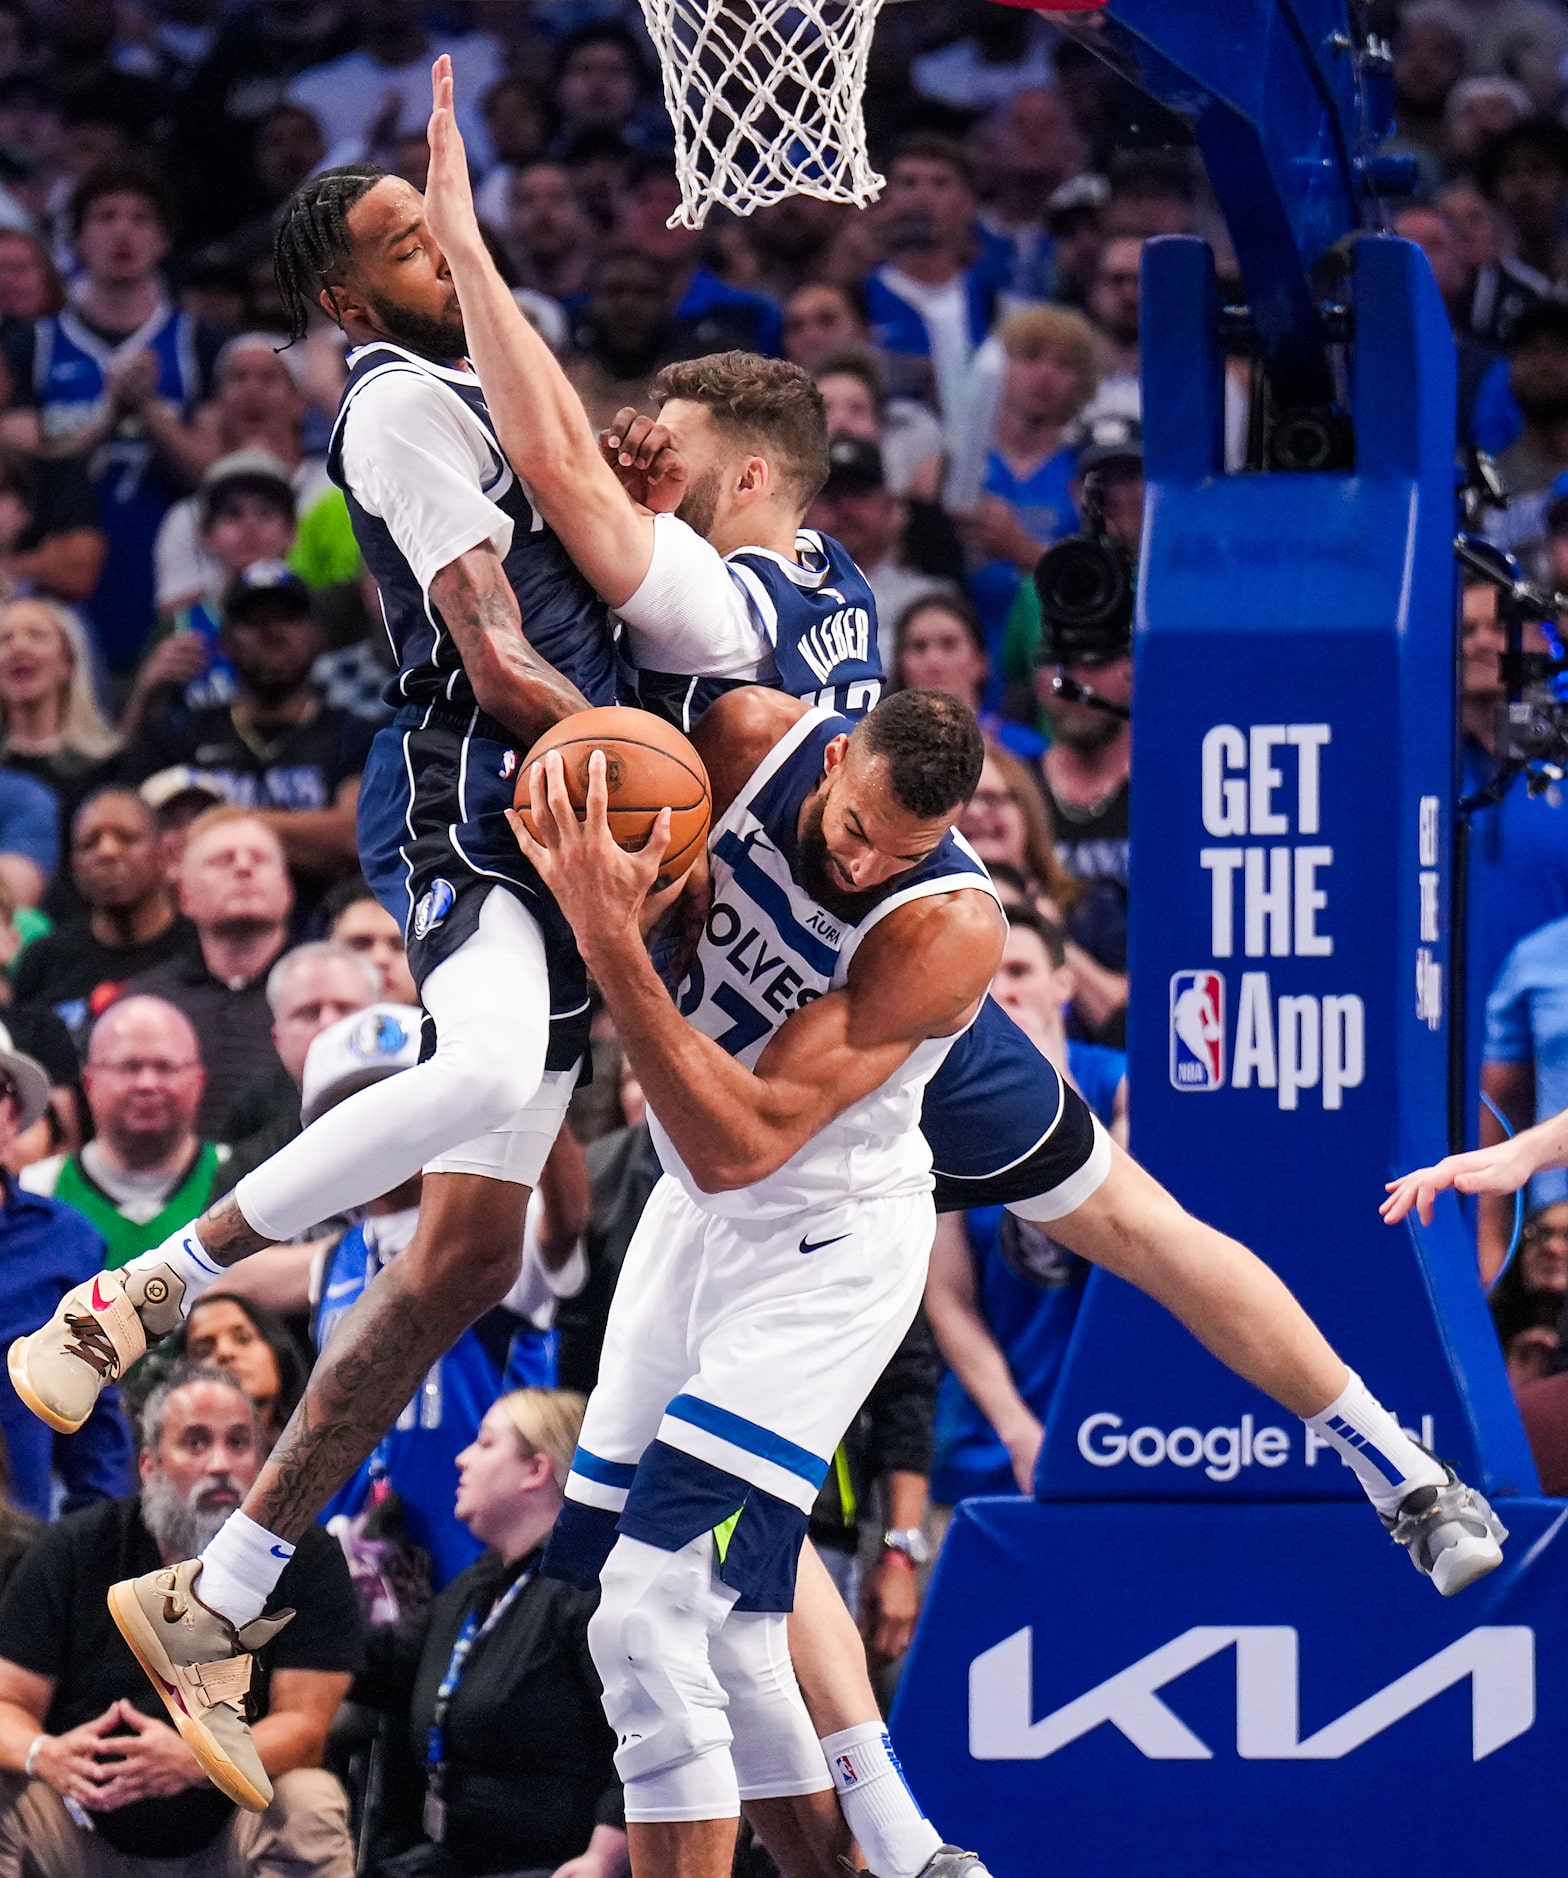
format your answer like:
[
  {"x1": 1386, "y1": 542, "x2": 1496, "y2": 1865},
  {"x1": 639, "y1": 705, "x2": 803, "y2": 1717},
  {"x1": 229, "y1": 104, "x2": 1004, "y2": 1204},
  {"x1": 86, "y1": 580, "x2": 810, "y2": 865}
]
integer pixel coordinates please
[
  {"x1": 365, "y1": 292, "x2": 468, "y2": 364},
  {"x1": 796, "y1": 790, "x2": 884, "y2": 924},
  {"x1": 675, "y1": 464, "x2": 723, "y2": 539}
]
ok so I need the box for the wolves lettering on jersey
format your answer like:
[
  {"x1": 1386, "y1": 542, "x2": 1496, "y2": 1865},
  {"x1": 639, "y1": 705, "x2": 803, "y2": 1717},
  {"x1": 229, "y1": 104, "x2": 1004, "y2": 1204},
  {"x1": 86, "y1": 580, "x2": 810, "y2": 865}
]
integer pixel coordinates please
[
  {"x1": 328, "y1": 342, "x2": 623, "y2": 715},
  {"x1": 635, "y1": 529, "x2": 884, "y2": 730},
  {"x1": 652, "y1": 705, "x2": 997, "y2": 1219}
]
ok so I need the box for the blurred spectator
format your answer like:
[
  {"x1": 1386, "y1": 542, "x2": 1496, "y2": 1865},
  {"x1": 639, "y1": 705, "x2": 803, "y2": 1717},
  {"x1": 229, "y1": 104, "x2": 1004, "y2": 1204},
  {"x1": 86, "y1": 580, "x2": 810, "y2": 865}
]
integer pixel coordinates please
[
  {"x1": 0, "y1": 165, "x2": 226, "y2": 674},
  {"x1": 21, "y1": 994, "x2": 222, "y2": 1272},
  {"x1": 553, "y1": 22, "x2": 661, "y2": 151},
  {"x1": 0, "y1": 1433, "x2": 37, "y2": 1602},
  {"x1": 1481, "y1": 914, "x2": 1568, "y2": 1272},
  {"x1": 0, "y1": 445, "x2": 107, "y2": 608},
  {"x1": 171, "y1": 1, "x2": 358, "y2": 248},
  {"x1": 807, "y1": 1317, "x2": 937, "y2": 1673},
  {"x1": 746, "y1": 199, "x2": 847, "y2": 304},
  {"x1": 813, "y1": 347, "x2": 944, "y2": 501},
  {"x1": 12, "y1": 789, "x2": 194, "y2": 1043},
  {"x1": 214, "y1": 938, "x2": 377, "y2": 1194},
  {"x1": 471, "y1": 76, "x2": 557, "y2": 229},
  {"x1": 970, "y1": 88, "x2": 1089, "y2": 300},
  {"x1": 615, "y1": 159, "x2": 783, "y2": 355},
  {"x1": 286, "y1": 0, "x2": 500, "y2": 175},
  {"x1": 499, "y1": 160, "x2": 598, "y2": 303},
  {"x1": 564, "y1": 247, "x2": 680, "y2": 432},
  {"x1": 1496, "y1": 299, "x2": 1568, "y2": 497},
  {"x1": 1081, "y1": 232, "x2": 1142, "y2": 421},
  {"x1": 0, "y1": 766, "x2": 57, "y2": 909},
  {"x1": 806, "y1": 437, "x2": 950, "y2": 666},
  {"x1": 1460, "y1": 0, "x2": 1568, "y2": 114},
  {"x1": 0, "y1": 1015, "x2": 130, "y2": 1518},
  {"x1": 1392, "y1": 4, "x2": 1468, "y2": 160},
  {"x1": 782, "y1": 280, "x2": 869, "y2": 371},
  {"x1": 0, "y1": 1006, "x2": 89, "y2": 1176},
  {"x1": 45, "y1": 0, "x2": 165, "y2": 144},
  {"x1": 964, "y1": 305, "x2": 1100, "y2": 601},
  {"x1": 364, "y1": 1389, "x2": 626, "y2": 1878},
  {"x1": 866, "y1": 134, "x2": 1011, "y2": 414},
  {"x1": 130, "y1": 452, "x2": 299, "y2": 733},
  {"x1": 927, "y1": 907, "x2": 1125, "y2": 1509},
  {"x1": 180, "y1": 1293, "x2": 307, "y2": 1455},
  {"x1": 127, "y1": 807, "x2": 292, "y2": 1136},
  {"x1": 1489, "y1": 1201, "x2": 1568, "y2": 1386},
  {"x1": 1042, "y1": 173, "x2": 1108, "y2": 313},
  {"x1": 892, "y1": 592, "x2": 1041, "y2": 760},
  {"x1": 323, "y1": 877, "x2": 416, "y2": 1005},
  {"x1": 1435, "y1": 176, "x2": 1555, "y2": 350},
  {"x1": 1477, "y1": 117, "x2": 1568, "y2": 285},
  {"x1": 1102, "y1": 149, "x2": 1198, "y2": 240},
  {"x1": 0, "y1": 597, "x2": 118, "y2": 842},
  {"x1": 1391, "y1": 204, "x2": 1500, "y2": 440},
  {"x1": 1445, "y1": 75, "x2": 1532, "y2": 171},
  {"x1": 0, "y1": 1366, "x2": 359, "y2": 1874},
  {"x1": 0, "y1": 230, "x2": 62, "y2": 326},
  {"x1": 910, "y1": 4, "x2": 1057, "y2": 111},
  {"x1": 124, "y1": 564, "x2": 370, "y2": 884}
]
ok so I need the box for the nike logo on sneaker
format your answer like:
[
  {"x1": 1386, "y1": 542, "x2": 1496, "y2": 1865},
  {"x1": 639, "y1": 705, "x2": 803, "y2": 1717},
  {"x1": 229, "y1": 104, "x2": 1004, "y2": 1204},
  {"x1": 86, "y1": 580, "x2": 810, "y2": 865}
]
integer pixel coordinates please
[
  {"x1": 90, "y1": 1278, "x2": 114, "y2": 1313},
  {"x1": 799, "y1": 1233, "x2": 849, "y2": 1255}
]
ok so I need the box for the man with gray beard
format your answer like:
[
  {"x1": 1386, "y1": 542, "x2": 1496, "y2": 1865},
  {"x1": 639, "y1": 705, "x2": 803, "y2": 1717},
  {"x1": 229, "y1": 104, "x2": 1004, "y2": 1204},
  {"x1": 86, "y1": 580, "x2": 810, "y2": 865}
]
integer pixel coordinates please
[{"x1": 0, "y1": 1368, "x2": 361, "y2": 1876}]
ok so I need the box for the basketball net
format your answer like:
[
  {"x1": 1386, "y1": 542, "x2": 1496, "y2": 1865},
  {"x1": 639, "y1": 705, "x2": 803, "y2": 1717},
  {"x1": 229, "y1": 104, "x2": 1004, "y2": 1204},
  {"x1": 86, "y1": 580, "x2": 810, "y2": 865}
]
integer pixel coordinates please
[{"x1": 642, "y1": 0, "x2": 888, "y2": 227}]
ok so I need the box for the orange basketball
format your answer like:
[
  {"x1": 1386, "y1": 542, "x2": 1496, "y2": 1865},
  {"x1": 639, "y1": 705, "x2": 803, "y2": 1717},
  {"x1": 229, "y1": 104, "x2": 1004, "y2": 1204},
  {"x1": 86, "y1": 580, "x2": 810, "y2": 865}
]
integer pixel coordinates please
[{"x1": 515, "y1": 705, "x2": 712, "y2": 883}]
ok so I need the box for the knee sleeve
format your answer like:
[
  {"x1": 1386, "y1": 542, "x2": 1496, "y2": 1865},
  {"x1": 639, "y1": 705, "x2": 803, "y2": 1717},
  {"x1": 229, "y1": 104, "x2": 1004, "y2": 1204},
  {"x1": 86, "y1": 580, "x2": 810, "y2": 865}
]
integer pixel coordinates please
[
  {"x1": 589, "y1": 1535, "x2": 741, "y2": 1820},
  {"x1": 710, "y1": 1611, "x2": 833, "y2": 1801}
]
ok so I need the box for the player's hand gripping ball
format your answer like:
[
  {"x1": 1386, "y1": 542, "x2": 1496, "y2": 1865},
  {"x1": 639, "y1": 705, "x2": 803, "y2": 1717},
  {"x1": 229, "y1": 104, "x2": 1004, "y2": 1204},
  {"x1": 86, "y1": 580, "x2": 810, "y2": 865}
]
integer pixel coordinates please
[{"x1": 514, "y1": 706, "x2": 712, "y2": 887}]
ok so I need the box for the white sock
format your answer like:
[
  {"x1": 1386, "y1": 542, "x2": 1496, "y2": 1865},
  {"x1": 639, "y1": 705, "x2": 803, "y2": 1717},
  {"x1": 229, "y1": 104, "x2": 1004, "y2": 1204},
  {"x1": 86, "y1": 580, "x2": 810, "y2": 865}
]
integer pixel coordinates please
[
  {"x1": 1304, "y1": 1370, "x2": 1447, "y2": 1515},
  {"x1": 195, "y1": 1512, "x2": 294, "y2": 1628},
  {"x1": 121, "y1": 1227, "x2": 225, "y2": 1313},
  {"x1": 821, "y1": 1723, "x2": 942, "y2": 1878}
]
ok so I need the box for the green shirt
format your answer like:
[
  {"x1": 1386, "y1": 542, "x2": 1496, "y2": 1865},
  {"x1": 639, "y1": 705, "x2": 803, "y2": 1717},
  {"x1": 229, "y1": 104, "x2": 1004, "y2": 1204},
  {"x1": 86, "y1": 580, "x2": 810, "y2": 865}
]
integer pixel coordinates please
[{"x1": 42, "y1": 1144, "x2": 225, "y2": 1271}]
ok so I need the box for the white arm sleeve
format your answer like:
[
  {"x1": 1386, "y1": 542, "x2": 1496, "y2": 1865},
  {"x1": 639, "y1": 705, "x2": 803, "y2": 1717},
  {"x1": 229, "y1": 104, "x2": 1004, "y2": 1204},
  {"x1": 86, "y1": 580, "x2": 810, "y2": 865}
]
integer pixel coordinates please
[
  {"x1": 616, "y1": 512, "x2": 774, "y2": 680},
  {"x1": 338, "y1": 370, "x2": 516, "y2": 591}
]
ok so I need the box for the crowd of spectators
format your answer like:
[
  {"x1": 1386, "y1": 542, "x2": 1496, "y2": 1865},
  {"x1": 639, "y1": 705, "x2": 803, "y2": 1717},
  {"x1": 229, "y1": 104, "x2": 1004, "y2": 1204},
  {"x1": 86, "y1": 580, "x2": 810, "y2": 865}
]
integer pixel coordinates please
[{"x1": 0, "y1": 0, "x2": 1557, "y2": 1871}]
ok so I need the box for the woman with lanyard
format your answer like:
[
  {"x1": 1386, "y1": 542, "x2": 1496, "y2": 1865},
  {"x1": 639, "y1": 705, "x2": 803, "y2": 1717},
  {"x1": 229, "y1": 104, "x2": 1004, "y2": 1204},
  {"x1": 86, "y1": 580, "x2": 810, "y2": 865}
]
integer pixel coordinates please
[{"x1": 375, "y1": 1389, "x2": 627, "y2": 1878}]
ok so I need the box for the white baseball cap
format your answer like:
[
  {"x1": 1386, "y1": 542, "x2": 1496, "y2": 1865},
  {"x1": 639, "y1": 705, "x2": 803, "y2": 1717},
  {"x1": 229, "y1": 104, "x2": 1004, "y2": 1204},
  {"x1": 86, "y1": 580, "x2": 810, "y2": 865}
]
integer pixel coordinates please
[
  {"x1": 300, "y1": 1003, "x2": 422, "y2": 1127},
  {"x1": 0, "y1": 1021, "x2": 52, "y2": 1131}
]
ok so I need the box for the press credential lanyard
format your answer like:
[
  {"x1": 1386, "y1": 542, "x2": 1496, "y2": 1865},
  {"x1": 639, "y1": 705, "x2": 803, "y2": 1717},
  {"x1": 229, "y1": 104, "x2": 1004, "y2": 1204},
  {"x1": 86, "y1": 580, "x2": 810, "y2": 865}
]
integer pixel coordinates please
[{"x1": 424, "y1": 1569, "x2": 532, "y2": 1842}]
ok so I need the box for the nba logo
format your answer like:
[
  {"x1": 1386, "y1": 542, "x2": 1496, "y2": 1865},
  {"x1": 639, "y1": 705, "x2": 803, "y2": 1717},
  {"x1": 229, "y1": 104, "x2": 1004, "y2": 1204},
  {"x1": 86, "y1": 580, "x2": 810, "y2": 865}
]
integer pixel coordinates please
[
  {"x1": 834, "y1": 1754, "x2": 860, "y2": 1786},
  {"x1": 1170, "y1": 971, "x2": 1225, "y2": 1090}
]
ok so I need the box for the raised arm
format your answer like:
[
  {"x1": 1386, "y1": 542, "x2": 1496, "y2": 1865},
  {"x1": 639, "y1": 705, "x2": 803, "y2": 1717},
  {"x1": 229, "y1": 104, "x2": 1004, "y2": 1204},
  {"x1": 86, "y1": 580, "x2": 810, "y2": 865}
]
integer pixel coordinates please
[{"x1": 422, "y1": 56, "x2": 660, "y2": 608}]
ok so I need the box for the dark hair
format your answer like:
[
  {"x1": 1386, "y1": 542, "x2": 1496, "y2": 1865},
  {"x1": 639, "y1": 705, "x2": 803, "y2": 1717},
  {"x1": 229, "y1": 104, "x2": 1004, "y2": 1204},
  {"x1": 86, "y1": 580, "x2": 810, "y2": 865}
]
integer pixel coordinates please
[
  {"x1": 201, "y1": 474, "x2": 296, "y2": 530},
  {"x1": 892, "y1": 590, "x2": 986, "y2": 681},
  {"x1": 320, "y1": 871, "x2": 378, "y2": 927},
  {"x1": 273, "y1": 163, "x2": 386, "y2": 345},
  {"x1": 557, "y1": 20, "x2": 648, "y2": 79},
  {"x1": 1475, "y1": 116, "x2": 1568, "y2": 195},
  {"x1": 854, "y1": 689, "x2": 984, "y2": 818},
  {"x1": 156, "y1": 1298, "x2": 309, "y2": 1438},
  {"x1": 1000, "y1": 898, "x2": 1068, "y2": 970},
  {"x1": 652, "y1": 351, "x2": 830, "y2": 506},
  {"x1": 812, "y1": 344, "x2": 885, "y2": 412},
  {"x1": 70, "y1": 162, "x2": 172, "y2": 240},
  {"x1": 890, "y1": 132, "x2": 974, "y2": 192}
]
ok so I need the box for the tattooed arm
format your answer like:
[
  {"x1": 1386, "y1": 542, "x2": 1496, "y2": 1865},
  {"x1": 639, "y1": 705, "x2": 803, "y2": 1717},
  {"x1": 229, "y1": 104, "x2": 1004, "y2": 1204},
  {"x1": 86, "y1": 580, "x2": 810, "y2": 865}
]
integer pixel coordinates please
[{"x1": 429, "y1": 544, "x2": 590, "y2": 746}]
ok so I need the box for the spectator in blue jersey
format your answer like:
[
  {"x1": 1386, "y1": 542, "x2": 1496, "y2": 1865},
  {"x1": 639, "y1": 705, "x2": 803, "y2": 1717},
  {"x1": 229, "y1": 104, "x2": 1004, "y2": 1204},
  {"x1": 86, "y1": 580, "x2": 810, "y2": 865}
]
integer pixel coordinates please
[
  {"x1": 219, "y1": 1005, "x2": 590, "y2": 1591},
  {"x1": 615, "y1": 158, "x2": 783, "y2": 356},
  {"x1": 1481, "y1": 917, "x2": 1568, "y2": 1277},
  {"x1": 0, "y1": 1015, "x2": 131, "y2": 1518},
  {"x1": 864, "y1": 134, "x2": 1014, "y2": 417},
  {"x1": 0, "y1": 165, "x2": 226, "y2": 674},
  {"x1": 925, "y1": 906, "x2": 1125, "y2": 1507}
]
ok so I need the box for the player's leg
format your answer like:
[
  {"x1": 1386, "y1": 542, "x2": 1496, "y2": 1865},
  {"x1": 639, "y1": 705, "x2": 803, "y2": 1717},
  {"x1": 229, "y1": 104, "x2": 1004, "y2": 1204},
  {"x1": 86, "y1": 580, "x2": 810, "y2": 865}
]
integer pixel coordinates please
[
  {"x1": 9, "y1": 888, "x2": 556, "y2": 1433},
  {"x1": 1040, "y1": 1138, "x2": 1506, "y2": 1591}
]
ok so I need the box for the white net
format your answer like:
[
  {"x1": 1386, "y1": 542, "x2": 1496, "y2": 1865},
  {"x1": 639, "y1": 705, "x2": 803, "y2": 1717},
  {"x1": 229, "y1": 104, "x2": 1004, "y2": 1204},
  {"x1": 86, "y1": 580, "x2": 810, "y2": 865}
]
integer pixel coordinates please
[{"x1": 640, "y1": 0, "x2": 887, "y2": 227}]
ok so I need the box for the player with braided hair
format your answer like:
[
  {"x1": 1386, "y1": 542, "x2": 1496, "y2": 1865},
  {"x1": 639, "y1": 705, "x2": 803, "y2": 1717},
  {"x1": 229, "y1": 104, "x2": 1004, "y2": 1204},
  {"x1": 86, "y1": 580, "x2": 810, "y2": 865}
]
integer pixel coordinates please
[{"x1": 271, "y1": 162, "x2": 384, "y2": 344}]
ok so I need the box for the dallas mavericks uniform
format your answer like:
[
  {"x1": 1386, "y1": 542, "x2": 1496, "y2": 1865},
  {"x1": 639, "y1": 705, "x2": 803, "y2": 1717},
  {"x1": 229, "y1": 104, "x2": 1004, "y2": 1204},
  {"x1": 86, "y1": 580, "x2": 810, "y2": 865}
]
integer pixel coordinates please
[
  {"x1": 334, "y1": 341, "x2": 622, "y2": 1071},
  {"x1": 29, "y1": 303, "x2": 205, "y2": 671},
  {"x1": 631, "y1": 527, "x2": 883, "y2": 731},
  {"x1": 554, "y1": 708, "x2": 997, "y2": 1609},
  {"x1": 622, "y1": 520, "x2": 1110, "y2": 1221}
]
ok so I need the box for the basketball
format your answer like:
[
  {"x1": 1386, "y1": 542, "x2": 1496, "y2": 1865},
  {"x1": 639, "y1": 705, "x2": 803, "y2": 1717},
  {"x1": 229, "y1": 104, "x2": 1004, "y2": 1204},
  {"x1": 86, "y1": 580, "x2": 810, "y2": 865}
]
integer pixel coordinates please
[{"x1": 514, "y1": 706, "x2": 712, "y2": 882}]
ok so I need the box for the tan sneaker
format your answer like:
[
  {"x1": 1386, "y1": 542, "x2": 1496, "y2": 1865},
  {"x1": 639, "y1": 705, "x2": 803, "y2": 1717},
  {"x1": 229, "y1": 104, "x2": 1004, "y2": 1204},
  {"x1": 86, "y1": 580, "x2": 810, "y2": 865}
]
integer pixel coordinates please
[
  {"x1": 7, "y1": 1262, "x2": 186, "y2": 1434},
  {"x1": 108, "y1": 1559, "x2": 292, "y2": 1812}
]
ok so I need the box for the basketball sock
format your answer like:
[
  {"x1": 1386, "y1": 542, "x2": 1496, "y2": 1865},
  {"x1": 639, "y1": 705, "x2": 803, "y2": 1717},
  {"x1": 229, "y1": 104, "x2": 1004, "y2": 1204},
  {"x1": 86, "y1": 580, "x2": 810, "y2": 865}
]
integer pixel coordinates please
[
  {"x1": 120, "y1": 1228, "x2": 225, "y2": 1315},
  {"x1": 820, "y1": 1723, "x2": 943, "y2": 1878},
  {"x1": 1304, "y1": 1370, "x2": 1447, "y2": 1516},
  {"x1": 196, "y1": 1512, "x2": 294, "y2": 1629}
]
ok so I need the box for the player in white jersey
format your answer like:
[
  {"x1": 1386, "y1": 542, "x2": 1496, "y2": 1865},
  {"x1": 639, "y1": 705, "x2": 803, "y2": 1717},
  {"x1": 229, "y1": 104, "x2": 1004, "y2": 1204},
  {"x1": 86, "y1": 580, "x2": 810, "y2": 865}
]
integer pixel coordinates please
[{"x1": 514, "y1": 681, "x2": 1003, "y2": 1878}]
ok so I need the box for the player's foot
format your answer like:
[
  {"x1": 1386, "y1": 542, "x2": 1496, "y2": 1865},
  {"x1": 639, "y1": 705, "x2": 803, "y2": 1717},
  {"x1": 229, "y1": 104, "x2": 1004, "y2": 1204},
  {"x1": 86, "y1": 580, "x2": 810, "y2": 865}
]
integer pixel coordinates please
[
  {"x1": 7, "y1": 1262, "x2": 186, "y2": 1433},
  {"x1": 844, "y1": 1852, "x2": 996, "y2": 1877},
  {"x1": 1382, "y1": 1466, "x2": 1507, "y2": 1595},
  {"x1": 106, "y1": 1559, "x2": 292, "y2": 1811}
]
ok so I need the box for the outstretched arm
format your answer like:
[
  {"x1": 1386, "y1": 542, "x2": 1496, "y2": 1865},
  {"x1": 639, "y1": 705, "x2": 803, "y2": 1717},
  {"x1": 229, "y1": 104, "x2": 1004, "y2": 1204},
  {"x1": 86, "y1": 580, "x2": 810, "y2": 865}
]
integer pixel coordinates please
[
  {"x1": 508, "y1": 747, "x2": 1003, "y2": 1190},
  {"x1": 423, "y1": 56, "x2": 669, "y2": 607},
  {"x1": 1380, "y1": 1110, "x2": 1567, "y2": 1229}
]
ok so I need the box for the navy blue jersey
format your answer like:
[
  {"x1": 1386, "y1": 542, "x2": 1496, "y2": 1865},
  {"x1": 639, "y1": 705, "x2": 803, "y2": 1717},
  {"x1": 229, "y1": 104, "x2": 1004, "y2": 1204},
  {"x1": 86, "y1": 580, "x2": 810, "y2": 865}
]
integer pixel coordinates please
[
  {"x1": 634, "y1": 529, "x2": 884, "y2": 729},
  {"x1": 328, "y1": 342, "x2": 622, "y2": 717}
]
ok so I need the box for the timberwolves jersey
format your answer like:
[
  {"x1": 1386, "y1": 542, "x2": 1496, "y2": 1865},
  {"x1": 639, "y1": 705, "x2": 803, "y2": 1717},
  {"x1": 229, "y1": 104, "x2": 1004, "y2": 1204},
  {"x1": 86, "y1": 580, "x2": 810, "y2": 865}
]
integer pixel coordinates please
[
  {"x1": 328, "y1": 342, "x2": 622, "y2": 714},
  {"x1": 636, "y1": 529, "x2": 883, "y2": 730},
  {"x1": 652, "y1": 706, "x2": 997, "y2": 1218},
  {"x1": 31, "y1": 303, "x2": 204, "y2": 671}
]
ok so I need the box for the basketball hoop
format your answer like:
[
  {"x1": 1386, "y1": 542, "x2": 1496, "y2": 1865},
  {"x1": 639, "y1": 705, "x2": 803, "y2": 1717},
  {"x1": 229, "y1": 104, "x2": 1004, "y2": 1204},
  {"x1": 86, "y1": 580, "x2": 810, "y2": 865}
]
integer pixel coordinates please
[{"x1": 641, "y1": 0, "x2": 889, "y2": 227}]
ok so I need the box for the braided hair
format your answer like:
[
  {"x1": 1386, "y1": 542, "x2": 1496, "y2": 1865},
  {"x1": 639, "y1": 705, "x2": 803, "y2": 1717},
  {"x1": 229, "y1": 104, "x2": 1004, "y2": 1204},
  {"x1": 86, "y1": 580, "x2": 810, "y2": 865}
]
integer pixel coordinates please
[{"x1": 273, "y1": 163, "x2": 387, "y2": 345}]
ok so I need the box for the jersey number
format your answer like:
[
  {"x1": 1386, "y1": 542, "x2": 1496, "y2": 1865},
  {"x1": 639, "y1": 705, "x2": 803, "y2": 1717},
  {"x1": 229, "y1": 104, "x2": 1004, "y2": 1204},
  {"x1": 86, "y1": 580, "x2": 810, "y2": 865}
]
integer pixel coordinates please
[
  {"x1": 810, "y1": 680, "x2": 882, "y2": 719},
  {"x1": 710, "y1": 982, "x2": 772, "y2": 1057}
]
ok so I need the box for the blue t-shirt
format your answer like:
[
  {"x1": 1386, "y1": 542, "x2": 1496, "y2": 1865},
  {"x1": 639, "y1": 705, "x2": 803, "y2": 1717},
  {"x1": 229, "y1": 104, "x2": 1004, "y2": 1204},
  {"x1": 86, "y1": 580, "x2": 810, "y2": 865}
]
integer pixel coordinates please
[
  {"x1": 0, "y1": 767, "x2": 60, "y2": 878},
  {"x1": 1486, "y1": 915, "x2": 1568, "y2": 1208},
  {"x1": 930, "y1": 1039, "x2": 1125, "y2": 1506},
  {"x1": 969, "y1": 446, "x2": 1079, "y2": 698}
]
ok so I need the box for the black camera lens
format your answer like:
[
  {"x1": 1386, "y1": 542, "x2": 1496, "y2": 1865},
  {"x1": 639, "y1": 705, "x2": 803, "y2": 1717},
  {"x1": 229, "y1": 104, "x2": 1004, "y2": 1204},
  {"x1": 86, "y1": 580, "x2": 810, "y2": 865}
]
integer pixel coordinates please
[{"x1": 1034, "y1": 534, "x2": 1135, "y2": 666}]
